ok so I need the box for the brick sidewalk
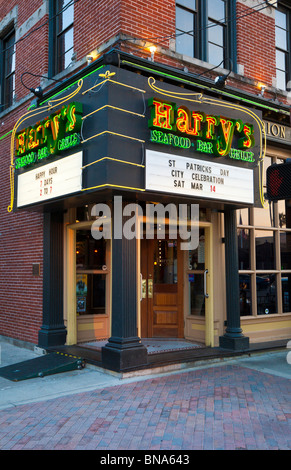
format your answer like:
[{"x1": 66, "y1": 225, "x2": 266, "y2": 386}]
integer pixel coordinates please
[{"x1": 0, "y1": 364, "x2": 290, "y2": 450}]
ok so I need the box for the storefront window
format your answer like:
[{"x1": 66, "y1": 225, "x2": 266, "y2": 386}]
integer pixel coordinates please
[
  {"x1": 280, "y1": 232, "x2": 291, "y2": 270},
  {"x1": 257, "y1": 274, "x2": 277, "y2": 315},
  {"x1": 239, "y1": 274, "x2": 252, "y2": 316},
  {"x1": 282, "y1": 274, "x2": 291, "y2": 313},
  {"x1": 76, "y1": 273, "x2": 106, "y2": 314},
  {"x1": 278, "y1": 200, "x2": 287, "y2": 228},
  {"x1": 253, "y1": 204, "x2": 275, "y2": 227},
  {"x1": 188, "y1": 229, "x2": 205, "y2": 316},
  {"x1": 238, "y1": 228, "x2": 250, "y2": 270},
  {"x1": 237, "y1": 208, "x2": 249, "y2": 226},
  {"x1": 188, "y1": 229, "x2": 205, "y2": 270},
  {"x1": 237, "y1": 154, "x2": 290, "y2": 316},
  {"x1": 189, "y1": 277, "x2": 205, "y2": 316},
  {"x1": 76, "y1": 230, "x2": 107, "y2": 315},
  {"x1": 76, "y1": 231, "x2": 106, "y2": 270},
  {"x1": 255, "y1": 230, "x2": 275, "y2": 270}
]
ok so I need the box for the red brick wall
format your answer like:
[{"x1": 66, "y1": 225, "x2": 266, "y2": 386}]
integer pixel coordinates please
[
  {"x1": 120, "y1": 0, "x2": 175, "y2": 47},
  {"x1": 236, "y1": 1, "x2": 276, "y2": 89},
  {"x1": 74, "y1": 0, "x2": 122, "y2": 61},
  {"x1": 0, "y1": 129, "x2": 43, "y2": 345}
]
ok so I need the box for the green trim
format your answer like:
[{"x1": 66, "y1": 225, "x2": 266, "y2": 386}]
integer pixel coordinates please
[
  {"x1": 121, "y1": 60, "x2": 290, "y2": 116},
  {"x1": 0, "y1": 129, "x2": 12, "y2": 141},
  {"x1": 39, "y1": 65, "x2": 106, "y2": 105},
  {"x1": 214, "y1": 89, "x2": 290, "y2": 115}
]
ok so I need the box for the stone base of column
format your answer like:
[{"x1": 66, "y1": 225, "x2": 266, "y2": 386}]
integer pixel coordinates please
[
  {"x1": 102, "y1": 337, "x2": 148, "y2": 372},
  {"x1": 219, "y1": 334, "x2": 249, "y2": 351},
  {"x1": 38, "y1": 327, "x2": 67, "y2": 348}
]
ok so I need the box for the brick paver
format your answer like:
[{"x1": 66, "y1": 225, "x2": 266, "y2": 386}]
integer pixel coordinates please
[{"x1": 0, "y1": 364, "x2": 290, "y2": 450}]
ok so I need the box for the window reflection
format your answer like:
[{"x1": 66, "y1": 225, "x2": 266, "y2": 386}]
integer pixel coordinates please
[
  {"x1": 237, "y1": 208, "x2": 249, "y2": 226},
  {"x1": 237, "y1": 154, "x2": 290, "y2": 317},
  {"x1": 76, "y1": 230, "x2": 107, "y2": 316},
  {"x1": 278, "y1": 200, "x2": 287, "y2": 228},
  {"x1": 282, "y1": 274, "x2": 291, "y2": 313},
  {"x1": 275, "y1": 8, "x2": 288, "y2": 90},
  {"x1": 280, "y1": 232, "x2": 291, "y2": 270},
  {"x1": 76, "y1": 274, "x2": 106, "y2": 315},
  {"x1": 189, "y1": 275, "x2": 205, "y2": 316},
  {"x1": 238, "y1": 228, "x2": 250, "y2": 270},
  {"x1": 257, "y1": 274, "x2": 277, "y2": 315},
  {"x1": 76, "y1": 231, "x2": 106, "y2": 270},
  {"x1": 188, "y1": 229, "x2": 205, "y2": 270},
  {"x1": 255, "y1": 230, "x2": 275, "y2": 270},
  {"x1": 253, "y1": 205, "x2": 274, "y2": 227},
  {"x1": 207, "y1": 0, "x2": 226, "y2": 66},
  {"x1": 56, "y1": 0, "x2": 74, "y2": 74},
  {"x1": 239, "y1": 274, "x2": 251, "y2": 316},
  {"x1": 154, "y1": 240, "x2": 177, "y2": 284},
  {"x1": 208, "y1": 0, "x2": 225, "y2": 20}
]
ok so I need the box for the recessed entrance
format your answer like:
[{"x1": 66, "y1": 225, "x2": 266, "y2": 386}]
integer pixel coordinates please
[
  {"x1": 140, "y1": 224, "x2": 214, "y2": 345},
  {"x1": 141, "y1": 237, "x2": 184, "y2": 338}
]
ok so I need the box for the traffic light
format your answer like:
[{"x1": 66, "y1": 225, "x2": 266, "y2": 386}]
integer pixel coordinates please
[{"x1": 266, "y1": 161, "x2": 291, "y2": 201}]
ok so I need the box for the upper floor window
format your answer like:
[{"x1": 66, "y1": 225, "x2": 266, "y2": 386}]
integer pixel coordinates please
[
  {"x1": 275, "y1": 7, "x2": 290, "y2": 91},
  {"x1": 0, "y1": 29, "x2": 15, "y2": 111},
  {"x1": 175, "y1": 0, "x2": 236, "y2": 72},
  {"x1": 207, "y1": 0, "x2": 226, "y2": 66},
  {"x1": 50, "y1": 0, "x2": 74, "y2": 76}
]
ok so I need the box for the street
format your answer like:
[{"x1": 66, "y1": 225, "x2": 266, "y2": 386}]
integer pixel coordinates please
[{"x1": 0, "y1": 342, "x2": 290, "y2": 450}]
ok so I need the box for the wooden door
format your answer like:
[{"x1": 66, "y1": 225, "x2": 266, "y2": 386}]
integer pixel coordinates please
[{"x1": 141, "y1": 237, "x2": 184, "y2": 338}]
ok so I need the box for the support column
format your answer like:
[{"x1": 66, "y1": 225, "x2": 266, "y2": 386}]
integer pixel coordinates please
[
  {"x1": 102, "y1": 199, "x2": 147, "y2": 371},
  {"x1": 219, "y1": 208, "x2": 249, "y2": 350},
  {"x1": 38, "y1": 212, "x2": 67, "y2": 348}
]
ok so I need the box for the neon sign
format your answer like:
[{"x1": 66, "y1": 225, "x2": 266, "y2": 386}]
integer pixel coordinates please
[
  {"x1": 15, "y1": 102, "x2": 82, "y2": 169},
  {"x1": 148, "y1": 98, "x2": 255, "y2": 161}
]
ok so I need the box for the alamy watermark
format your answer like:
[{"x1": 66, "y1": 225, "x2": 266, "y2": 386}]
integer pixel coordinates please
[{"x1": 90, "y1": 196, "x2": 199, "y2": 250}]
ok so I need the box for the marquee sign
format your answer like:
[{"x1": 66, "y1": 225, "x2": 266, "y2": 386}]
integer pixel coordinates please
[
  {"x1": 15, "y1": 102, "x2": 83, "y2": 169},
  {"x1": 148, "y1": 98, "x2": 256, "y2": 163},
  {"x1": 146, "y1": 149, "x2": 254, "y2": 204},
  {"x1": 17, "y1": 152, "x2": 83, "y2": 207}
]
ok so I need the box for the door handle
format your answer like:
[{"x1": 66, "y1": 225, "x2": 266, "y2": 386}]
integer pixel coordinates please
[
  {"x1": 148, "y1": 278, "x2": 153, "y2": 298},
  {"x1": 140, "y1": 273, "x2": 143, "y2": 301},
  {"x1": 204, "y1": 269, "x2": 209, "y2": 298},
  {"x1": 141, "y1": 274, "x2": 147, "y2": 300}
]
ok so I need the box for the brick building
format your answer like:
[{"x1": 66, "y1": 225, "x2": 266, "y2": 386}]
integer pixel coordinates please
[{"x1": 0, "y1": 0, "x2": 290, "y2": 372}]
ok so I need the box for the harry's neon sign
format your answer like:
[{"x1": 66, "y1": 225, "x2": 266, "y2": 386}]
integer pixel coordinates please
[
  {"x1": 148, "y1": 98, "x2": 255, "y2": 159},
  {"x1": 15, "y1": 102, "x2": 82, "y2": 169}
]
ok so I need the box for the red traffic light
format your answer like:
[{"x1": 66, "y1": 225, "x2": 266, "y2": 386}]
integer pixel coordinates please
[{"x1": 266, "y1": 162, "x2": 291, "y2": 201}]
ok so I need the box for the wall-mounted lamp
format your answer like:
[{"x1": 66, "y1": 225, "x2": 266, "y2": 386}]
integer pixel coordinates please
[
  {"x1": 20, "y1": 72, "x2": 63, "y2": 105},
  {"x1": 214, "y1": 74, "x2": 229, "y2": 89},
  {"x1": 258, "y1": 85, "x2": 266, "y2": 97},
  {"x1": 149, "y1": 45, "x2": 157, "y2": 62},
  {"x1": 86, "y1": 55, "x2": 93, "y2": 65},
  {"x1": 211, "y1": 59, "x2": 233, "y2": 89},
  {"x1": 30, "y1": 86, "x2": 43, "y2": 98},
  {"x1": 86, "y1": 49, "x2": 99, "y2": 66}
]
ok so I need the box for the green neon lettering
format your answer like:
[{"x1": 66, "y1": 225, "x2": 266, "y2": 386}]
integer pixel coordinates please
[{"x1": 15, "y1": 102, "x2": 83, "y2": 165}]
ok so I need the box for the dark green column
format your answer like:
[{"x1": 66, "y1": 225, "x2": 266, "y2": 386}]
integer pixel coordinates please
[
  {"x1": 38, "y1": 212, "x2": 67, "y2": 348},
  {"x1": 219, "y1": 208, "x2": 249, "y2": 350},
  {"x1": 102, "y1": 200, "x2": 147, "y2": 371}
]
